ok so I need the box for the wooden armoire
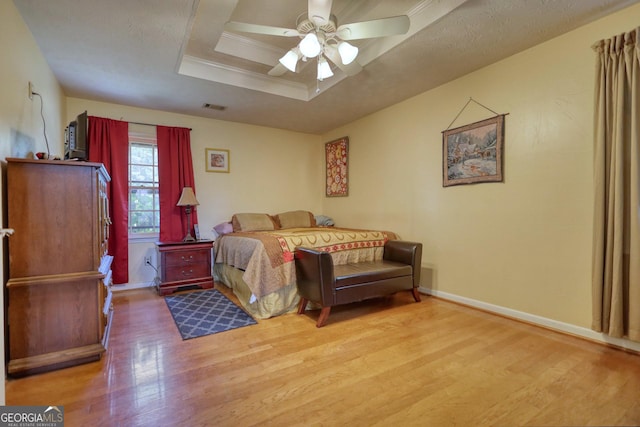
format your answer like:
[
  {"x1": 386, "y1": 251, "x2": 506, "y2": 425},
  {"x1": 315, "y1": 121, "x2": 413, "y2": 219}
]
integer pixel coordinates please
[{"x1": 5, "y1": 158, "x2": 114, "y2": 377}]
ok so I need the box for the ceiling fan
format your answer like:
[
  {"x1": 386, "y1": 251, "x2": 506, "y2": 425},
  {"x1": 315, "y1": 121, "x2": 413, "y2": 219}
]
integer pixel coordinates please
[{"x1": 224, "y1": 0, "x2": 410, "y2": 82}]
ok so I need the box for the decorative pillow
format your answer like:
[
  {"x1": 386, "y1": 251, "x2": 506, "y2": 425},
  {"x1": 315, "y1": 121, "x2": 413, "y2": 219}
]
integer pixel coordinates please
[
  {"x1": 213, "y1": 221, "x2": 233, "y2": 236},
  {"x1": 231, "y1": 213, "x2": 279, "y2": 232},
  {"x1": 276, "y1": 210, "x2": 316, "y2": 229}
]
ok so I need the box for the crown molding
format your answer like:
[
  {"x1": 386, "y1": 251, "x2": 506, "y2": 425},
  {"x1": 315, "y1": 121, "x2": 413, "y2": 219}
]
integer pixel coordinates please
[
  {"x1": 215, "y1": 32, "x2": 285, "y2": 66},
  {"x1": 179, "y1": 54, "x2": 312, "y2": 100}
]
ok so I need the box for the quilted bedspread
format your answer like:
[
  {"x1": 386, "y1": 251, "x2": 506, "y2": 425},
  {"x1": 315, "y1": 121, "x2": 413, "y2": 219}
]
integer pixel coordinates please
[{"x1": 214, "y1": 227, "x2": 397, "y2": 299}]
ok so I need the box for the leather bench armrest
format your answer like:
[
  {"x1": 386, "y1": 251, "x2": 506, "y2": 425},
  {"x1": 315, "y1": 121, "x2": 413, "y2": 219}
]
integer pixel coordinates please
[
  {"x1": 295, "y1": 247, "x2": 335, "y2": 305},
  {"x1": 383, "y1": 240, "x2": 422, "y2": 287}
]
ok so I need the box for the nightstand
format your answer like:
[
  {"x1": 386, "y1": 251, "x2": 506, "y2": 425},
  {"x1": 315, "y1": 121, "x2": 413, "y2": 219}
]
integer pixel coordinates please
[{"x1": 155, "y1": 240, "x2": 214, "y2": 296}]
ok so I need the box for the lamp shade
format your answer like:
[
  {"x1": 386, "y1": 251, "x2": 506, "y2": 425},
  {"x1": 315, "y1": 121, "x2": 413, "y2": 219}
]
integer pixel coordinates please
[
  {"x1": 176, "y1": 187, "x2": 199, "y2": 206},
  {"x1": 299, "y1": 33, "x2": 321, "y2": 58},
  {"x1": 317, "y1": 56, "x2": 333, "y2": 80},
  {"x1": 279, "y1": 49, "x2": 300, "y2": 72},
  {"x1": 337, "y1": 41, "x2": 358, "y2": 65}
]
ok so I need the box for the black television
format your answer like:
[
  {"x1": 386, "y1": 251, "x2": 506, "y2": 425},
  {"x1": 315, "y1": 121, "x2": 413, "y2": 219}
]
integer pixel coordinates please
[{"x1": 65, "y1": 111, "x2": 88, "y2": 160}]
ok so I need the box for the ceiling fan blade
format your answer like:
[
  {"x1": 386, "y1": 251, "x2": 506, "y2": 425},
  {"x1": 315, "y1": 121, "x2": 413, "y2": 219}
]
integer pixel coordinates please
[
  {"x1": 308, "y1": 0, "x2": 333, "y2": 26},
  {"x1": 225, "y1": 21, "x2": 300, "y2": 37},
  {"x1": 268, "y1": 63, "x2": 288, "y2": 77},
  {"x1": 336, "y1": 15, "x2": 410, "y2": 40},
  {"x1": 324, "y1": 45, "x2": 362, "y2": 77}
]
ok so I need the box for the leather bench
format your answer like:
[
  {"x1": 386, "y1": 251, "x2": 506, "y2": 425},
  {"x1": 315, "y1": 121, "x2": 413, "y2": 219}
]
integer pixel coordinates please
[{"x1": 294, "y1": 240, "x2": 422, "y2": 327}]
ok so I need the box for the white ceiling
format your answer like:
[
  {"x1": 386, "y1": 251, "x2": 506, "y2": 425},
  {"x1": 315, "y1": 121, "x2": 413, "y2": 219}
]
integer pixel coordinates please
[{"x1": 13, "y1": 0, "x2": 640, "y2": 135}]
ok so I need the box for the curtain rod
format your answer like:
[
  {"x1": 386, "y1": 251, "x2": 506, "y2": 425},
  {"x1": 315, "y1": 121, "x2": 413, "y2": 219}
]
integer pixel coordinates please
[{"x1": 127, "y1": 120, "x2": 192, "y2": 131}]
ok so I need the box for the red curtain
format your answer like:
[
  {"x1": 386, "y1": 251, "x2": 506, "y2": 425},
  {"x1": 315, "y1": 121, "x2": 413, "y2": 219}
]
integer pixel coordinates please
[
  {"x1": 88, "y1": 116, "x2": 129, "y2": 284},
  {"x1": 157, "y1": 126, "x2": 197, "y2": 242}
]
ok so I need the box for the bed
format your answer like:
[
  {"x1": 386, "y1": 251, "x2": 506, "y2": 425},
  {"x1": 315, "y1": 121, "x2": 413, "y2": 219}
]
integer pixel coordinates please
[{"x1": 213, "y1": 211, "x2": 398, "y2": 319}]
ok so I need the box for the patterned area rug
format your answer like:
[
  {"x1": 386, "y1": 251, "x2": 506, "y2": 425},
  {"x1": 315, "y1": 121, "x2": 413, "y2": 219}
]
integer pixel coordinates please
[{"x1": 165, "y1": 289, "x2": 257, "y2": 340}]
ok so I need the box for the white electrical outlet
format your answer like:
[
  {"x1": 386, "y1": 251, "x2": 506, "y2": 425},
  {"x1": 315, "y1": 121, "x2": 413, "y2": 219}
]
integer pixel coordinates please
[
  {"x1": 28, "y1": 82, "x2": 34, "y2": 100},
  {"x1": 145, "y1": 256, "x2": 152, "y2": 266}
]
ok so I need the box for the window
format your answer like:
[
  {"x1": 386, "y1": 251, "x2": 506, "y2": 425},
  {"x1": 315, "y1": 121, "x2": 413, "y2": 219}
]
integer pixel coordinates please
[{"x1": 128, "y1": 134, "x2": 159, "y2": 237}]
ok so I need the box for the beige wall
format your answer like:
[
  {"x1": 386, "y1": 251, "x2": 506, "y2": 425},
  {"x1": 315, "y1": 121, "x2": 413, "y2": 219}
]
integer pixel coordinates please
[
  {"x1": 0, "y1": 4, "x2": 65, "y2": 162},
  {"x1": 321, "y1": 3, "x2": 640, "y2": 331},
  {"x1": 0, "y1": 0, "x2": 66, "y2": 405},
  {"x1": 66, "y1": 98, "x2": 322, "y2": 286}
]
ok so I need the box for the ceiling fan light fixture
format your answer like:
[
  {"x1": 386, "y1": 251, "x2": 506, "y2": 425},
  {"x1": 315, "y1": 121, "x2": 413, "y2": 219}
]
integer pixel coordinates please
[
  {"x1": 337, "y1": 41, "x2": 358, "y2": 65},
  {"x1": 279, "y1": 49, "x2": 300, "y2": 72},
  {"x1": 317, "y1": 56, "x2": 333, "y2": 81},
  {"x1": 299, "y1": 33, "x2": 321, "y2": 58}
]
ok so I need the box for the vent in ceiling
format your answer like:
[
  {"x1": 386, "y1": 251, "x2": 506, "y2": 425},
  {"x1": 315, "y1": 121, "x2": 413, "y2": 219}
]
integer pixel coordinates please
[{"x1": 202, "y1": 103, "x2": 226, "y2": 111}]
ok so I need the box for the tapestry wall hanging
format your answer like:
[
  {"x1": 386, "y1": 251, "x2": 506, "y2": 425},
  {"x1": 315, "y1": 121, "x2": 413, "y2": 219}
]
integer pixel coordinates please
[
  {"x1": 442, "y1": 98, "x2": 506, "y2": 187},
  {"x1": 325, "y1": 136, "x2": 349, "y2": 197}
]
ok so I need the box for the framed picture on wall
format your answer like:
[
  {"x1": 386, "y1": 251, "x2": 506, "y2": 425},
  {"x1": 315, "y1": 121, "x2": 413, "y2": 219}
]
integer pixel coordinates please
[
  {"x1": 325, "y1": 137, "x2": 349, "y2": 197},
  {"x1": 205, "y1": 148, "x2": 230, "y2": 173},
  {"x1": 442, "y1": 115, "x2": 505, "y2": 187}
]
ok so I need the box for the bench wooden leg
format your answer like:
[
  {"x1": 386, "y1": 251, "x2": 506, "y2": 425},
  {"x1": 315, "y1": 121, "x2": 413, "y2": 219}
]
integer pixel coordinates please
[
  {"x1": 297, "y1": 297, "x2": 308, "y2": 314},
  {"x1": 412, "y1": 288, "x2": 421, "y2": 302},
  {"x1": 316, "y1": 306, "x2": 331, "y2": 328}
]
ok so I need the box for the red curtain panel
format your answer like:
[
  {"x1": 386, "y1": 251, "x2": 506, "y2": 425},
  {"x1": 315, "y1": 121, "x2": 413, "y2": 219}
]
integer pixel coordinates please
[{"x1": 157, "y1": 126, "x2": 197, "y2": 243}]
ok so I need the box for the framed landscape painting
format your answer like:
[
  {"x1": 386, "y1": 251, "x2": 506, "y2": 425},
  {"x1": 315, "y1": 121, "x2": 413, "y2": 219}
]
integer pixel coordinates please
[
  {"x1": 325, "y1": 137, "x2": 349, "y2": 197},
  {"x1": 205, "y1": 148, "x2": 230, "y2": 173},
  {"x1": 442, "y1": 115, "x2": 505, "y2": 187}
]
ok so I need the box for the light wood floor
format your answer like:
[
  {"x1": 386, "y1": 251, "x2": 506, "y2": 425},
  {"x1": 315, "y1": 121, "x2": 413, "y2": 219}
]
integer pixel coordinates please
[{"x1": 6, "y1": 284, "x2": 640, "y2": 426}]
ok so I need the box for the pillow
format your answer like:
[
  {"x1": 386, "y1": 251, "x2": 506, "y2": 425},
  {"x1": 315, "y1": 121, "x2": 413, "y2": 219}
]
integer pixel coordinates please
[
  {"x1": 231, "y1": 213, "x2": 278, "y2": 232},
  {"x1": 276, "y1": 210, "x2": 316, "y2": 229},
  {"x1": 213, "y1": 221, "x2": 233, "y2": 236},
  {"x1": 315, "y1": 215, "x2": 335, "y2": 227}
]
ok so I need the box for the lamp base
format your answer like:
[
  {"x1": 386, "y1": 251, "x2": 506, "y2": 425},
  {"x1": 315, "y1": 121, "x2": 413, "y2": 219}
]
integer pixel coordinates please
[{"x1": 182, "y1": 206, "x2": 196, "y2": 242}]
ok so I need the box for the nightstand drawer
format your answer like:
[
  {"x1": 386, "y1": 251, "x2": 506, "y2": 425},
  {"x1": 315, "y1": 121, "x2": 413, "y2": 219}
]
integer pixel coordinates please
[
  {"x1": 164, "y1": 264, "x2": 210, "y2": 282},
  {"x1": 164, "y1": 249, "x2": 209, "y2": 267}
]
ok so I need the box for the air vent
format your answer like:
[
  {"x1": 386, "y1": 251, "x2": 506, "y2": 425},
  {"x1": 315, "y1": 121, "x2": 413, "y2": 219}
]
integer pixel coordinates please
[{"x1": 202, "y1": 103, "x2": 226, "y2": 111}]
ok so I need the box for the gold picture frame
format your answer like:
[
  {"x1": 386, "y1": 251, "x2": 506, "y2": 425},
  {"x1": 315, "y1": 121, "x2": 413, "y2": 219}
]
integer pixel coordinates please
[{"x1": 205, "y1": 148, "x2": 230, "y2": 173}]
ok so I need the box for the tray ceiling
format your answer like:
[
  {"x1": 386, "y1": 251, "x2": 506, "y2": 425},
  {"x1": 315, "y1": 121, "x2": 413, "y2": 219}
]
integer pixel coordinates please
[{"x1": 13, "y1": 0, "x2": 640, "y2": 134}]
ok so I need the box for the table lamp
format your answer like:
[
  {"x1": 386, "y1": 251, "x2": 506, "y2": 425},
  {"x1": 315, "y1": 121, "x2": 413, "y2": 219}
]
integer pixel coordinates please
[{"x1": 176, "y1": 187, "x2": 199, "y2": 242}]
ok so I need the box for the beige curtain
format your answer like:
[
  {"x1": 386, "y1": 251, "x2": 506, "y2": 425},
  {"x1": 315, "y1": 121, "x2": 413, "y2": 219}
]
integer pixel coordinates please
[{"x1": 592, "y1": 28, "x2": 640, "y2": 342}]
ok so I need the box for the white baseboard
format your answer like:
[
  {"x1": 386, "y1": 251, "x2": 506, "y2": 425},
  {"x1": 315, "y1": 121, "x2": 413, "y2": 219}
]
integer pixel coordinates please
[
  {"x1": 112, "y1": 281, "x2": 155, "y2": 292},
  {"x1": 419, "y1": 287, "x2": 640, "y2": 353}
]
